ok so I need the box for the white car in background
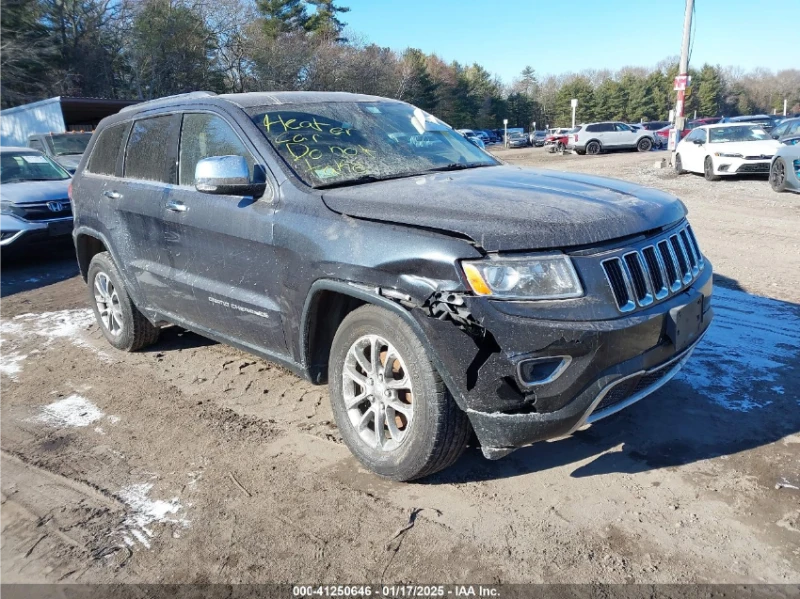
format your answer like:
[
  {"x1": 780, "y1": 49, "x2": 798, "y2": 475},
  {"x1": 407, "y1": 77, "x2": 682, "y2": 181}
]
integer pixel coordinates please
[{"x1": 675, "y1": 123, "x2": 781, "y2": 181}]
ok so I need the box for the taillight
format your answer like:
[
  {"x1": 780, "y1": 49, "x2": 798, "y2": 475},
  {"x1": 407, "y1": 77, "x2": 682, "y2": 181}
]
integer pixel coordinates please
[
  {"x1": 574, "y1": 134, "x2": 579, "y2": 142},
  {"x1": 68, "y1": 181, "x2": 73, "y2": 201}
]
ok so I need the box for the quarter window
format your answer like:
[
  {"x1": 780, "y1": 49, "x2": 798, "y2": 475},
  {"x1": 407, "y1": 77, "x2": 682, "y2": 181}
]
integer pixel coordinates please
[
  {"x1": 87, "y1": 123, "x2": 128, "y2": 176},
  {"x1": 124, "y1": 116, "x2": 179, "y2": 183},
  {"x1": 179, "y1": 113, "x2": 255, "y2": 186},
  {"x1": 28, "y1": 139, "x2": 45, "y2": 152}
]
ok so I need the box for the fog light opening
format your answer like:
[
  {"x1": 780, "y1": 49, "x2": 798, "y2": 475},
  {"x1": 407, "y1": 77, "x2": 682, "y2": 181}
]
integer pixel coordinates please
[{"x1": 517, "y1": 356, "x2": 572, "y2": 387}]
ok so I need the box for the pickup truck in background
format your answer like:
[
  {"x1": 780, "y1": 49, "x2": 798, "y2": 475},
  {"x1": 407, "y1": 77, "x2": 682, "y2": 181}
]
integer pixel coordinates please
[{"x1": 0, "y1": 96, "x2": 134, "y2": 173}]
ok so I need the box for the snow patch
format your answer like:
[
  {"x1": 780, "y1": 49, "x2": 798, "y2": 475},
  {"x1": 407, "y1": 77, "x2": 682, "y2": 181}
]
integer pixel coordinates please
[
  {"x1": 1, "y1": 309, "x2": 95, "y2": 346},
  {"x1": 36, "y1": 395, "x2": 105, "y2": 428},
  {"x1": 119, "y1": 482, "x2": 190, "y2": 550},
  {"x1": 1, "y1": 309, "x2": 114, "y2": 362},
  {"x1": 0, "y1": 351, "x2": 27, "y2": 380},
  {"x1": 679, "y1": 286, "x2": 800, "y2": 412}
]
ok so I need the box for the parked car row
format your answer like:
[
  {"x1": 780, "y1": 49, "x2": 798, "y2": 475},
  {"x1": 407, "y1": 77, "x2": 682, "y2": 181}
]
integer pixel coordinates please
[{"x1": 674, "y1": 121, "x2": 800, "y2": 194}]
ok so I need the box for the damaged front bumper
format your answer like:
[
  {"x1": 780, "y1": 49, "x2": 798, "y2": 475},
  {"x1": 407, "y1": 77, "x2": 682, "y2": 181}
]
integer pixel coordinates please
[{"x1": 414, "y1": 263, "x2": 714, "y2": 459}]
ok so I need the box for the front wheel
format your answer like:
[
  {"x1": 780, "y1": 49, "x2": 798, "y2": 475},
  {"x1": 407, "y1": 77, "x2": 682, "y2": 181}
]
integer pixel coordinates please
[
  {"x1": 637, "y1": 137, "x2": 653, "y2": 152},
  {"x1": 704, "y1": 156, "x2": 721, "y2": 181},
  {"x1": 770, "y1": 158, "x2": 787, "y2": 192},
  {"x1": 328, "y1": 305, "x2": 471, "y2": 481}
]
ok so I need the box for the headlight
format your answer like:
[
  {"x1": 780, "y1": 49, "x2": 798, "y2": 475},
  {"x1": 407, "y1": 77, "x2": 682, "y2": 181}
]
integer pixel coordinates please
[
  {"x1": 714, "y1": 152, "x2": 743, "y2": 158},
  {"x1": 0, "y1": 200, "x2": 18, "y2": 216},
  {"x1": 462, "y1": 254, "x2": 583, "y2": 300}
]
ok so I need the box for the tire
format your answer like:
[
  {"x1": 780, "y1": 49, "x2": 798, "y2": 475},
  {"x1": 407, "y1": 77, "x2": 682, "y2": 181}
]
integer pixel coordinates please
[
  {"x1": 556, "y1": 141, "x2": 565, "y2": 154},
  {"x1": 87, "y1": 252, "x2": 160, "y2": 351},
  {"x1": 675, "y1": 153, "x2": 686, "y2": 175},
  {"x1": 637, "y1": 137, "x2": 653, "y2": 152},
  {"x1": 770, "y1": 158, "x2": 787, "y2": 192},
  {"x1": 704, "y1": 156, "x2": 721, "y2": 181},
  {"x1": 586, "y1": 141, "x2": 601, "y2": 155},
  {"x1": 328, "y1": 305, "x2": 471, "y2": 481},
  {"x1": 575, "y1": 149, "x2": 586, "y2": 156}
]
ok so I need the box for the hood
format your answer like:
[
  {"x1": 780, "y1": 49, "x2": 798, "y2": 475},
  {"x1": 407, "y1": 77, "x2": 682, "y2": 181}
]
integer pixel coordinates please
[
  {"x1": 321, "y1": 165, "x2": 686, "y2": 251},
  {"x1": 55, "y1": 154, "x2": 82, "y2": 172},
  {"x1": 0, "y1": 179, "x2": 71, "y2": 204},
  {"x1": 709, "y1": 139, "x2": 781, "y2": 157}
]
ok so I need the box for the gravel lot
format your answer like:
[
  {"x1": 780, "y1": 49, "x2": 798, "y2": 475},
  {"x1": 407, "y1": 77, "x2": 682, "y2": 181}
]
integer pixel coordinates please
[{"x1": 2, "y1": 148, "x2": 799, "y2": 584}]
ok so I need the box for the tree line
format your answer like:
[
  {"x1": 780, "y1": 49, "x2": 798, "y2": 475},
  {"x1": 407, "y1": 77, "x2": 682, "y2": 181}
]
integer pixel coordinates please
[{"x1": 2, "y1": 0, "x2": 799, "y2": 129}]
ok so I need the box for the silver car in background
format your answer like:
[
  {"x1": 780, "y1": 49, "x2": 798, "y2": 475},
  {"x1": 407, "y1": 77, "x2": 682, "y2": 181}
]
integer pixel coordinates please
[
  {"x1": 1, "y1": 147, "x2": 73, "y2": 250},
  {"x1": 770, "y1": 136, "x2": 800, "y2": 193}
]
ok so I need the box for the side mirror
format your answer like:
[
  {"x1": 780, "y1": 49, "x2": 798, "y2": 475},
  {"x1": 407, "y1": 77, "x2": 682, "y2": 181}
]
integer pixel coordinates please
[
  {"x1": 692, "y1": 139, "x2": 704, "y2": 145},
  {"x1": 195, "y1": 155, "x2": 266, "y2": 197}
]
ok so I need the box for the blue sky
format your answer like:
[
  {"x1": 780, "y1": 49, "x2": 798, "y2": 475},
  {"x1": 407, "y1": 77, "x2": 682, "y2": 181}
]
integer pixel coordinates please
[{"x1": 342, "y1": 0, "x2": 796, "y2": 82}]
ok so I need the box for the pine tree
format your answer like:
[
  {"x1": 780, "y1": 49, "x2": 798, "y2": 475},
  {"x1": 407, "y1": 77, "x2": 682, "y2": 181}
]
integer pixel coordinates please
[
  {"x1": 401, "y1": 49, "x2": 438, "y2": 112},
  {"x1": 697, "y1": 64, "x2": 723, "y2": 117},
  {"x1": 556, "y1": 77, "x2": 595, "y2": 125},
  {"x1": 257, "y1": 0, "x2": 308, "y2": 38},
  {"x1": 304, "y1": 0, "x2": 350, "y2": 39}
]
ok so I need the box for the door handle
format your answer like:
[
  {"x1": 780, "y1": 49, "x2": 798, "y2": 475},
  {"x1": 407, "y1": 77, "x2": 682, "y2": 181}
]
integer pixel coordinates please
[
  {"x1": 103, "y1": 190, "x2": 122, "y2": 199},
  {"x1": 165, "y1": 200, "x2": 187, "y2": 213}
]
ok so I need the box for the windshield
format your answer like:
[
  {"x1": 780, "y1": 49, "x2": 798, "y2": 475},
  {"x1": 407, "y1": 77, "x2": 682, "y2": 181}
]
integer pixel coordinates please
[
  {"x1": 0, "y1": 151, "x2": 70, "y2": 184},
  {"x1": 709, "y1": 125, "x2": 770, "y2": 143},
  {"x1": 48, "y1": 133, "x2": 92, "y2": 156},
  {"x1": 250, "y1": 102, "x2": 499, "y2": 188}
]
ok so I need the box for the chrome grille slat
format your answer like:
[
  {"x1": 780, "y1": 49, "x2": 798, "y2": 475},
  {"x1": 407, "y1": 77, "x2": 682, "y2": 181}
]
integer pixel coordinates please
[{"x1": 603, "y1": 223, "x2": 705, "y2": 313}]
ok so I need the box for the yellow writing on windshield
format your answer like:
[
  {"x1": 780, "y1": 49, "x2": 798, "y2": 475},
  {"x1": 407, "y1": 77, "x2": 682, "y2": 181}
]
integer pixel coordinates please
[{"x1": 263, "y1": 113, "x2": 378, "y2": 181}]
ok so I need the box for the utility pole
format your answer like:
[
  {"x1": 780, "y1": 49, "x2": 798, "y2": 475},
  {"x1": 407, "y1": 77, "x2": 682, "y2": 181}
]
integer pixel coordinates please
[{"x1": 671, "y1": 0, "x2": 694, "y2": 166}]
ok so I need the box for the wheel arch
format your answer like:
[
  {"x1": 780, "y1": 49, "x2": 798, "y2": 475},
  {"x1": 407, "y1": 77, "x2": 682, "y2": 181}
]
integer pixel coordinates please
[
  {"x1": 75, "y1": 227, "x2": 112, "y2": 281},
  {"x1": 300, "y1": 280, "x2": 441, "y2": 387},
  {"x1": 74, "y1": 226, "x2": 149, "y2": 315}
]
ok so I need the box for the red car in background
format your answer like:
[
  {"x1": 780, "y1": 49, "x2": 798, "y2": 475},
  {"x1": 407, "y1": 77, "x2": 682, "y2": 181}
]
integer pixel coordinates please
[{"x1": 656, "y1": 117, "x2": 723, "y2": 145}]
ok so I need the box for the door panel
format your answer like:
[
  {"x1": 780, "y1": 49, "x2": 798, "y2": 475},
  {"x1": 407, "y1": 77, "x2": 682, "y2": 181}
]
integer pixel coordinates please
[
  {"x1": 162, "y1": 112, "x2": 285, "y2": 354},
  {"x1": 115, "y1": 114, "x2": 186, "y2": 314}
]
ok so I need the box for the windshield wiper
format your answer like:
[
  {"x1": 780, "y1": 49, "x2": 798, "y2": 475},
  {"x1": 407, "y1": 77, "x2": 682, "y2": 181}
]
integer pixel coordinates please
[
  {"x1": 424, "y1": 162, "x2": 493, "y2": 173},
  {"x1": 315, "y1": 172, "x2": 428, "y2": 190}
]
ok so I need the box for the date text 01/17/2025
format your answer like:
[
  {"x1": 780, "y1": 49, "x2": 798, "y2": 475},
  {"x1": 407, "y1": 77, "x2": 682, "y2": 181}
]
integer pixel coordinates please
[{"x1": 292, "y1": 586, "x2": 500, "y2": 597}]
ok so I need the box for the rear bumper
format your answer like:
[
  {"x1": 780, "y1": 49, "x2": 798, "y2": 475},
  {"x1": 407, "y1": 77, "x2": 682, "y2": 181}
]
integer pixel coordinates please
[{"x1": 414, "y1": 262, "x2": 714, "y2": 458}]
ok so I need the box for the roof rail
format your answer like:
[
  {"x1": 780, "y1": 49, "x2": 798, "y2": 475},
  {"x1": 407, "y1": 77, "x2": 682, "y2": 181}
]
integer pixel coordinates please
[{"x1": 120, "y1": 91, "x2": 217, "y2": 113}]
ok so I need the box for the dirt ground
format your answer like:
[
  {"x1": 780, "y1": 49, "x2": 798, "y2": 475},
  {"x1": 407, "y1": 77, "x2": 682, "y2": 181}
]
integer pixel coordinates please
[{"x1": 2, "y1": 148, "x2": 799, "y2": 585}]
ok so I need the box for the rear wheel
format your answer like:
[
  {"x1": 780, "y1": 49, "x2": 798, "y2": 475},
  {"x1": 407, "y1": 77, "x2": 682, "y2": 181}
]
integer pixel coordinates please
[
  {"x1": 328, "y1": 305, "x2": 471, "y2": 481},
  {"x1": 87, "y1": 252, "x2": 160, "y2": 351},
  {"x1": 675, "y1": 153, "x2": 686, "y2": 174},
  {"x1": 770, "y1": 158, "x2": 787, "y2": 192},
  {"x1": 637, "y1": 137, "x2": 653, "y2": 152},
  {"x1": 704, "y1": 156, "x2": 721, "y2": 181},
  {"x1": 586, "y1": 141, "x2": 601, "y2": 155}
]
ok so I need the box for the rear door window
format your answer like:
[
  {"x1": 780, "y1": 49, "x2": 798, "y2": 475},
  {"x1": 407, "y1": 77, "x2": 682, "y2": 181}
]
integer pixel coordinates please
[
  {"x1": 86, "y1": 123, "x2": 128, "y2": 176},
  {"x1": 124, "y1": 116, "x2": 180, "y2": 183},
  {"x1": 178, "y1": 113, "x2": 255, "y2": 186}
]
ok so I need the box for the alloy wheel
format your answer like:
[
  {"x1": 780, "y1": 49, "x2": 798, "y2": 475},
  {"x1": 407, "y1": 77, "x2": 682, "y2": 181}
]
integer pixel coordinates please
[
  {"x1": 94, "y1": 272, "x2": 123, "y2": 336},
  {"x1": 342, "y1": 334, "x2": 414, "y2": 451},
  {"x1": 771, "y1": 160, "x2": 786, "y2": 190}
]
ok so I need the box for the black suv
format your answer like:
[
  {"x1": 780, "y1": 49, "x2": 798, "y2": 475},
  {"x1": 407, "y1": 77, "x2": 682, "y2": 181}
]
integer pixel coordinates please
[{"x1": 70, "y1": 91, "x2": 713, "y2": 481}]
